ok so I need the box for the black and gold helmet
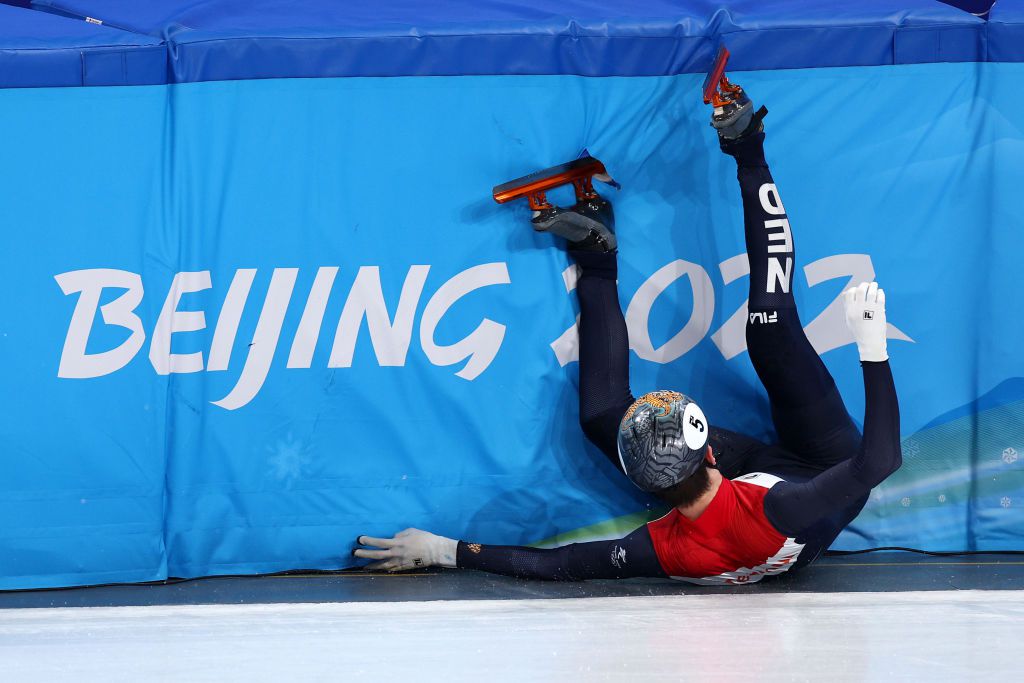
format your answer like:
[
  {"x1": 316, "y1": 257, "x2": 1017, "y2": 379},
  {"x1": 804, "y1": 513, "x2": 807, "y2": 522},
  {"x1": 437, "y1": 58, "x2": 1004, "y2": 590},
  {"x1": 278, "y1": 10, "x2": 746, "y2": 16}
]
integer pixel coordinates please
[{"x1": 616, "y1": 390, "x2": 710, "y2": 492}]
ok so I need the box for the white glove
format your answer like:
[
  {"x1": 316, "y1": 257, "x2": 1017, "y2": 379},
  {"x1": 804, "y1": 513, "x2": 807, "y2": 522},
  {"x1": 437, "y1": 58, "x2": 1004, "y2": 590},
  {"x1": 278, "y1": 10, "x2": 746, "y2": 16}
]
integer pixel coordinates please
[
  {"x1": 354, "y1": 528, "x2": 458, "y2": 571},
  {"x1": 843, "y1": 281, "x2": 888, "y2": 362}
]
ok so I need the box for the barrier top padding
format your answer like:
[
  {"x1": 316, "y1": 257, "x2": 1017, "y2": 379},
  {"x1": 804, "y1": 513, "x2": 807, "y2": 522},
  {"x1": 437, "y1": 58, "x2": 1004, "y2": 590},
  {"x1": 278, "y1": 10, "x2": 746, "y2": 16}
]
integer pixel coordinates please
[
  {"x1": 989, "y1": 2, "x2": 1024, "y2": 62},
  {"x1": 0, "y1": 3, "x2": 166, "y2": 87},
  {"x1": 22, "y1": 1, "x2": 1022, "y2": 84}
]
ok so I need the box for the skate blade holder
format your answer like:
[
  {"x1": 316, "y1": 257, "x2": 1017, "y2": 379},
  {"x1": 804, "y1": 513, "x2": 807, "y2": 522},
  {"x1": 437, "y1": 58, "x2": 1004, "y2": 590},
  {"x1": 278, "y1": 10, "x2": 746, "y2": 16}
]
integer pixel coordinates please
[
  {"x1": 492, "y1": 156, "x2": 615, "y2": 211},
  {"x1": 702, "y1": 45, "x2": 744, "y2": 107}
]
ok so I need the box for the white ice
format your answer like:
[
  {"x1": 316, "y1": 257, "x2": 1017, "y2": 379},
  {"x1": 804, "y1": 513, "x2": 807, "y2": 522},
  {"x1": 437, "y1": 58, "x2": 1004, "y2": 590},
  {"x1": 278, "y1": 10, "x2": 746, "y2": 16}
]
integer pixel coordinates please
[{"x1": 1, "y1": 590, "x2": 1020, "y2": 682}]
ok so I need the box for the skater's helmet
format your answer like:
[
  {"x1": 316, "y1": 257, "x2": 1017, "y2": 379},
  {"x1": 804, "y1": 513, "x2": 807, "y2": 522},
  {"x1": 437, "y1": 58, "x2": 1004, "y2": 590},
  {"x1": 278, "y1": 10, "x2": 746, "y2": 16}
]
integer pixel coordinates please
[{"x1": 616, "y1": 390, "x2": 710, "y2": 493}]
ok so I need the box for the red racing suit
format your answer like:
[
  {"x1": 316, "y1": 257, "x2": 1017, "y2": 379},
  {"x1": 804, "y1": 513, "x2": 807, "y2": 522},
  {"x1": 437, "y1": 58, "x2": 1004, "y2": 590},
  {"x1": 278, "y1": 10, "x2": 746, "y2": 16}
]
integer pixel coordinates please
[{"x1": 647, "y1": 473, "x2": 803, "y2": 585}]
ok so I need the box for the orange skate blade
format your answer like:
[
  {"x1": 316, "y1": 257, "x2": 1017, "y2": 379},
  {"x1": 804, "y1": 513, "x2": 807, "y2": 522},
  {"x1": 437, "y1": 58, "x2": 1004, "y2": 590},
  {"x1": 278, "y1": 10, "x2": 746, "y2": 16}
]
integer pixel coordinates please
[
  {"x1": 493, "y1": 156, "x2": 609, "y2": 210},
  {"x1": 702, "y1": 44, "x2": 731, "y2": 105}
]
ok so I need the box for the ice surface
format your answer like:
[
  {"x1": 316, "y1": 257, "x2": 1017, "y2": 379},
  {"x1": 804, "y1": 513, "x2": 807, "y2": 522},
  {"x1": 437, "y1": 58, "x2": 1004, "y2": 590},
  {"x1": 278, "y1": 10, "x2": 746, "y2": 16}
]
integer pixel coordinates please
[{"x1": 1, "y1": 591, "x2": 1020, "y2": 681}]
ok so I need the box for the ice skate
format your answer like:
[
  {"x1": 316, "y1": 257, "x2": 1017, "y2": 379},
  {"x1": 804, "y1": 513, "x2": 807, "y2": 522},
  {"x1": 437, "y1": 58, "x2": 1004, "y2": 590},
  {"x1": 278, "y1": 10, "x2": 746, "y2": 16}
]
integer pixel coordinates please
[
  {"x1": 493, "y1": 154, "x2": 618, "y2": 252},
  {"x1": 703, "y1": 45, "x2": 767, "y2": 142},
  {"x1": 532, "y1": 195, "x2": 616, "y2": 252}
]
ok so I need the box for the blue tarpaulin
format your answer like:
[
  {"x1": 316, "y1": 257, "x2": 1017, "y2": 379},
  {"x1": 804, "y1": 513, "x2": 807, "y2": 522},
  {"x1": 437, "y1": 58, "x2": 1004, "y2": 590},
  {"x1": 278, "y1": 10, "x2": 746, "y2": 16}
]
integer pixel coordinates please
[
  {"x1": 990, "y1": 2, "x2": 1024, "y2": 62},
  {"x1": 1, "y1": 2, "x2": 1023, "y2": 589},
  {"x1": 21, "y1": 0, "x2": 1023, "y2": 82},
  {"x1": 0, "y1": 3, "x2": 165, "y2": 87}
]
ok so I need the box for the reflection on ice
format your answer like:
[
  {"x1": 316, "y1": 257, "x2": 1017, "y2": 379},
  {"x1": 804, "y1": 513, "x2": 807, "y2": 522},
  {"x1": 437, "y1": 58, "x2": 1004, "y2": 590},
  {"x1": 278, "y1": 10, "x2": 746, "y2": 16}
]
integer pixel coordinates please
[{"x1": 1, "y1": 591, "x2": 1020, "y2": 681}]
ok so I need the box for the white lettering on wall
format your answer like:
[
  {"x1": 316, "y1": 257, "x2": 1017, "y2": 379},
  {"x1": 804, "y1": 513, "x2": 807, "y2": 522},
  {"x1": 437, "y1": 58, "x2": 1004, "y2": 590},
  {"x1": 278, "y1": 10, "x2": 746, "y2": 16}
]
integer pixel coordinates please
[
  {"x1": 55, "y1": 262, "x2": 513, "y2": 409},
  {"x1": 149, "y1": 271, "x2": 211, "y2": 375},
  {"x1": 53, "y1": 254, "x2": 913, "y2": 411},
  {"x1": 213, "y1": 268, "x2": 299, "y2": 410},
  {"x1": 329, "y1": 265, "x2": 430, "y2": 369},
  {"x1": 625, "y1": 259, "x2": 715, "y2": 363},
  {"x1": 54, "y1": 269, "x2": 146, "y2": 379},
  {"x1": 208, "y1": 268, "x2": 257, "y2": 372},
  {"x1": 420, "y1": 262, "x2": 510, "y2": 381},
  {"x1": 548, "y1": 252, "x2": 913, "y2": 366},
  {"x1": 550, "y1": 264, "x2": 581, "y2": 368},
  {"x1": 287, "y1": 266, "x2": 339, "y2": 369}
]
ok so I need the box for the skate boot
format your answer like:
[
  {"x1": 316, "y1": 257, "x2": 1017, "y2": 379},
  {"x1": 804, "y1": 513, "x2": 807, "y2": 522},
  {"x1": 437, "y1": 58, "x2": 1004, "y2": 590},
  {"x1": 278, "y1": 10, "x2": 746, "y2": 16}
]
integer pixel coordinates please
[
  {"x1": 703, "y1": 45, "x2": 768, "y2": 144},
  {"x1": 493, "y1": 154, "x2": 618, "y2": 252},
  {"x1": 711, "y1": 86, "x2": 767, "y2": 141},
  {"x1": 532, "y1": 195, "x2": 616, "y2": 252}
]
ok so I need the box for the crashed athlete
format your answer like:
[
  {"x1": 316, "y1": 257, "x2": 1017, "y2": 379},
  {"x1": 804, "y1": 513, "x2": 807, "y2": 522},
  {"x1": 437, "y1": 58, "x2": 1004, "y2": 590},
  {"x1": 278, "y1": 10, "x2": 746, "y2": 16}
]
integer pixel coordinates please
[{"x1": 354, "y1": 87, "x2": 902, "y2": 585}]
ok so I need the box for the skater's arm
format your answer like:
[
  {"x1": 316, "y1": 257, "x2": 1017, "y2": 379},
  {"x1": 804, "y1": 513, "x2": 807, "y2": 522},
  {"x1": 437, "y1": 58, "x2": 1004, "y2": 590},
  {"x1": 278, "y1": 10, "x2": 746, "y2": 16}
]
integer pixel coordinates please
[
  {"x1": 763, "y1": 360, "x2": 901, "y2": 535},
  {"x1": 354, "y1": 527, "x2": 666, "y2": 581},
  {"x1": 853, "y1": 360, "x2": 902, "y2": 485},
  {"x1": 763, "y1": 283, "x2": 901, "y2": 535},
  {"x1": 842, "y1": 282, "x2": 901, "y2": 487},
  {"x1": 570, "y1": 249, "x2": 635, "y2": 470}
]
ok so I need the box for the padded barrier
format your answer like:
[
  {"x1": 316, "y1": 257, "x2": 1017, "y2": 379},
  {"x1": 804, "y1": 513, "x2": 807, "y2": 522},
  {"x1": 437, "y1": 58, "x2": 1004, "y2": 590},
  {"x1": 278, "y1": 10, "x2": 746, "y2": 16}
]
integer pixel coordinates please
[
  {"x1": 0, "y1": 3, "x2": 165, "y2": 88},
  {"x1": 22, "y1": 0, "x2": 1024, "y2": 80},
  {"x1": 0, "y1": 2, "x2": 1023, "y2": 589}
]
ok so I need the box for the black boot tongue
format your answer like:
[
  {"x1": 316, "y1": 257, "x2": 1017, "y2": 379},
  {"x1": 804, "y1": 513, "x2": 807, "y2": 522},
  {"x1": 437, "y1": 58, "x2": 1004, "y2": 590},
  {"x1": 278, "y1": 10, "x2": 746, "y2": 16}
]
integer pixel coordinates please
[
  {"x1": 735, "y1": 105, "x2": 768, "y2": 140},
  {"x1": 751, "y1": 105, "x2": 768, "y2": 128}
]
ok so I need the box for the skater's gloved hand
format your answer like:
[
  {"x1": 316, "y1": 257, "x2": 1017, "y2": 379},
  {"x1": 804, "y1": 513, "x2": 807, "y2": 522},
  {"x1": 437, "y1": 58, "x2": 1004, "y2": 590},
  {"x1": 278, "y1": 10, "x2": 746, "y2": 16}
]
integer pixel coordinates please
[
  {"x1": 843, "y1": 281, "x2": 888, "y2": 362},
  {"x1": 353, "y1": 528, "x2": 458, "y2": 571}
]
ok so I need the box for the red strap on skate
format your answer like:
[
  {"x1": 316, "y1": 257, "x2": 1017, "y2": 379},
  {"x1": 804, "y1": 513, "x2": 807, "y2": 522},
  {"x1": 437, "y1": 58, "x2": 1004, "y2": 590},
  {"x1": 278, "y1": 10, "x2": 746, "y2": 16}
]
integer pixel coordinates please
[{"x1": 702, "y1": 45, "x2": 730, "y2": 105}]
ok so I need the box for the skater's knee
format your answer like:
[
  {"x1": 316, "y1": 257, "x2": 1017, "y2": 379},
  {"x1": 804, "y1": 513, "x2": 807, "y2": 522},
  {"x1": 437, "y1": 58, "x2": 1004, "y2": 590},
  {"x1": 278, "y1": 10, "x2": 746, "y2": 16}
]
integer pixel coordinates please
[
  {"x1": 855, "y1": 444, "x2": 902, "y2": 487},
  {"x1": 580, "y1": 414, "x2": 607, "y2": 445},
  {"x1": 579, "y1": 408, "x2": 625, "y2": 466}
]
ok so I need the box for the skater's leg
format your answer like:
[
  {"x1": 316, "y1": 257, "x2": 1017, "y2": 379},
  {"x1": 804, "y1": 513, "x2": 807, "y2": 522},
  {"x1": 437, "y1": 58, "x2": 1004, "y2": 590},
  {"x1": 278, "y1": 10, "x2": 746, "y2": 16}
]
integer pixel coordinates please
[
  {"x1": 572, "y1": 246, "x2": 635, "y2": 469},
  {"x1": 721, "y1": 129, "x2": 860, "y2": 468},
  {"x1": 708, "y1": 426, "x2": 775, "y2": 480},
  {"x1": 532, "y1": 197, "x2": 634, "y2": 470}
]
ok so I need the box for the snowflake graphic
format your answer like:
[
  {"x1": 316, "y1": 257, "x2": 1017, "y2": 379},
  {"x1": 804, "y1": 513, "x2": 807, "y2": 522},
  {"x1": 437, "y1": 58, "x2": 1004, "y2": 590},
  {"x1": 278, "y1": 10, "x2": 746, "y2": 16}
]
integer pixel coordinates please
[
  {"x1": 937, "y1": 494, "x2": 947, "y2": 503},
  {"x1": 1001, "y1": 497, "x2": 1012, "y2": 509},
  {"x1": 900, "y1": 497, "x2": 912, "y2": 508},
  {"x1": 1002, "y1": 447, "x2": 1018, "y2": 465},
  {"x1": 902, "y1": 439, "x2": 920, "y2": 460},
  {"x1": 267, "y1": 433, "x2": 312, "y2": 485}
]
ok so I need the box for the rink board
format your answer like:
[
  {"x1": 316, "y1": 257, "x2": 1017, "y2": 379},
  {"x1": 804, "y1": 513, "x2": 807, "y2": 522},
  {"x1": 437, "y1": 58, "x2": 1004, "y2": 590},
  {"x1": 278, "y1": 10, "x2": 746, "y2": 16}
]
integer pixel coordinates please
[{"x1": 1, "y1": 2, "x2": 1023, "y2": 588}]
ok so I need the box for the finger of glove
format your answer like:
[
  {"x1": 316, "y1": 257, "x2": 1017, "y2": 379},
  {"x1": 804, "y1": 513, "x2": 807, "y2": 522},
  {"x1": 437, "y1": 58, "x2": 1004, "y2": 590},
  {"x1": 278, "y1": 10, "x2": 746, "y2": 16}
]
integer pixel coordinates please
[
  {"x1": 877, "y1": 288, "x2": 886, "y2": 306},
  {"x1": 365, "y1": 559, "x2": 400, "y2": 571},
  {"x1": 856, "y1": 281, "x2": 870, "y2": 302},
  {"x1": 353, "y1": 548, "x2": 394, "y2": 560},
  {"x1": 356, "y1": 535, "x2": 396, "y2": 549},
  {"x1": 867, "y1": 282, "x2": 879, "y2": 303}
]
